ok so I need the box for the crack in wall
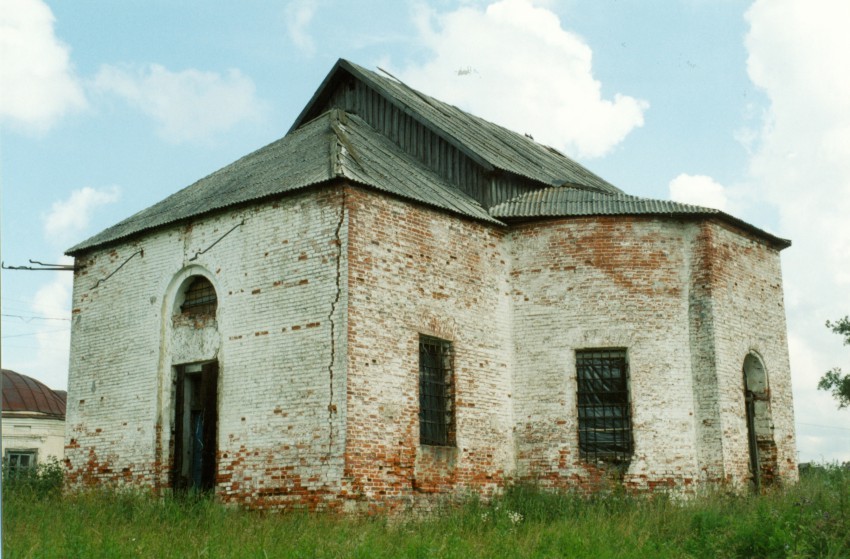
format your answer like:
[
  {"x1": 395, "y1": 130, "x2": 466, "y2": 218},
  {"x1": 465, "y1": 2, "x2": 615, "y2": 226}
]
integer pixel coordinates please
[{"x1": 326, "y1": 189, "x2": 345, "y2": 457}]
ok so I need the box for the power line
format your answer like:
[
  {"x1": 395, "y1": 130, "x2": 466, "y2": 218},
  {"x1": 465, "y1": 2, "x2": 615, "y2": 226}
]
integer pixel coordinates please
[
  {"x1": 0, "y1": 343, "x2": 69, "y2": 353},
  {"x1": 798, "y1": 422, "x2": 850, "y2": 432},
  {"x1": 1, "y1": 295, "x2": 38, "y2": 304},
  {"x1": 1, "y1": 313, "x2": 71, "y2": 322},
  {"x1": 1, "y1": 329, "x2": 70, "y2": 339}
]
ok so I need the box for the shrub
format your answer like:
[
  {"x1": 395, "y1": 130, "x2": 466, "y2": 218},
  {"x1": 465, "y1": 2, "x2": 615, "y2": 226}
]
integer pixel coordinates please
[{"x1": 2, "y1": 457, "x2": 64, "y2": 497}]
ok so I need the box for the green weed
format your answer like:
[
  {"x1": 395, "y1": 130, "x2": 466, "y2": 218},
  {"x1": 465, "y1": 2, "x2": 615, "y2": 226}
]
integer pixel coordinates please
[
  {"x1": 3, "y1": 463, "x2": 848, "y2": 558},
  {"x1": 2, "y1": 458, "x2": 64, "y2": 498}
]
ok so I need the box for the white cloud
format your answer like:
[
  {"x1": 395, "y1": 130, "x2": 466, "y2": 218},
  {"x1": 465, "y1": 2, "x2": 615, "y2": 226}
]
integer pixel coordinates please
[
  {"x1": 1, "y1": 269, "x2": 74, "y2": 391},
  {"x1": 743, "y1": 0, "x2": 850, "y2": 462},
  {"x1": 0, "y1": 0, "x2": 86, "y2": 132},
  {"x1": 787, "y1": 333, "x2": 850, "y2": 463},
  {"x1": 286, "y1": 0, "x2": 318, "y2": 55},
  {"x1": 668, "y1": 174, "x2": 729, "y2": 212},
  {"x1": 396, "y1": 0, "x2": 647, "y2": 158},
  {"x1": 93, "y1": 64, "x2": 264, "y2": 143},
  {"x1": 27, "y1": 184, "x2": 122, "y2": 388},
  {"x1": 43, "y1": 186, "x2": 120, "y2": 245},
  {"x1": 28, "y1": 272, "x2": 73, "y2": 390}
]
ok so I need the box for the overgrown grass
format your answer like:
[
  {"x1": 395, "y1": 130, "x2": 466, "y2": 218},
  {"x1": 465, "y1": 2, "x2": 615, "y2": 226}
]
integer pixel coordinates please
[{"x1": 3, "y1": 464, "x2": 848, "y2": 558}]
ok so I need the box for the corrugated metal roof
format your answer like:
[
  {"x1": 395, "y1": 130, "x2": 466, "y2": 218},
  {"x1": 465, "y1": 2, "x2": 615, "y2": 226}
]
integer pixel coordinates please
[
  {"x1": 490, "y1": 187, "x2": 791, "y2": 248},
  {"x1": 332, "y1": 112, "x2": 500, "y2": 224},
  {"x1": 2, "y1": 369, "x2": 66, "y2": 418},
  {"x1": 292, "y1": 59, "x2": 622, "y2": 194},
  {"x1": 68, "y1": 59, "x2": 788, "y2": 255},
  {"x1": 490, "y1": 187, "x2": 719, "y2": 217},
  {"x1": 67, "y1": 110, "x2": 499, "y2": 255}
]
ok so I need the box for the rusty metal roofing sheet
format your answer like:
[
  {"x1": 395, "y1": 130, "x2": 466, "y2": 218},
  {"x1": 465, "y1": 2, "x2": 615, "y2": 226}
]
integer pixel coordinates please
[
  {"x1": 293, "y1": 60, "x2": 622, "y2": 194},
  {"x1": 490, "y1": 187, "x2": 791, "y2": 248},
  {"x1": 2, "y1": 369, "x2": 66, "y2": 418},
  {"x1": 67, "y1": 110, "x2": 499, "y2": 255}
]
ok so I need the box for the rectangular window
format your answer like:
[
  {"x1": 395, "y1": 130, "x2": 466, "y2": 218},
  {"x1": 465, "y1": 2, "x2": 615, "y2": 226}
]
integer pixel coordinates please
[
  {"x1": 4, "y1": 449, "x2": 37, "y2": 472},
  {"x1": 576, "y1": 349, "x2": 632, "y2": 463},
  {"x1": 419, "y1": 335, "x2": 454, "y2": 446}
]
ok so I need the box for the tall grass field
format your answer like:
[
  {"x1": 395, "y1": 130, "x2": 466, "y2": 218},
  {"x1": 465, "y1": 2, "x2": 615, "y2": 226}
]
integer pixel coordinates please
[{"x1": 3, "y1": 463, "x2": 848, "y2": 558}]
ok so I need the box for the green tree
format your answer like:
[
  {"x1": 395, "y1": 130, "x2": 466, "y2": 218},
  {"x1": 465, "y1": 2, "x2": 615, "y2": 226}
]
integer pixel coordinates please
[{"x1": 818, "y1": 316, "x2": 850, "y2": 409}]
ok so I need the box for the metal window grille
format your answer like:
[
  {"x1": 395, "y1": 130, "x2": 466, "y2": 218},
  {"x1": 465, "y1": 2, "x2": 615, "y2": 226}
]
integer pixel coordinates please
[
  {"x1": 419, "y1": 336, "x2": 454, "y2": 446},
  {"x1": 576, "y1": 349, "x2": 633, "y2": 463},
  {"x1": 181, "y1": 277, "x2": 217, "y2": 316}
]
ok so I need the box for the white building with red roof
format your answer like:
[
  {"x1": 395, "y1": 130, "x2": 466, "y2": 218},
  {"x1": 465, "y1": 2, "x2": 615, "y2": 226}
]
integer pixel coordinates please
[{"x1": 2, "y1": 369, "x2": 67, "y2": 470}]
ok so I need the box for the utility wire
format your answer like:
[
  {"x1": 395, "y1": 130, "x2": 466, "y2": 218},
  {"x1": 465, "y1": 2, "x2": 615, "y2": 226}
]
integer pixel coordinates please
[
  {"x1": 0, "y1": 343, "x2": 69, "y2": 354},
  {"x1": 1, "y1": 329, "x2": 70, "y2": 339},
  {"x1": 1, "y1": 313, "x2": 71, "y2": 322},
  {"x1": 798, "y1": 422, "x2": 850, "y2": 432},
  {"x1": 1, "y1": 295, "x2": 40, "y2": 305}
]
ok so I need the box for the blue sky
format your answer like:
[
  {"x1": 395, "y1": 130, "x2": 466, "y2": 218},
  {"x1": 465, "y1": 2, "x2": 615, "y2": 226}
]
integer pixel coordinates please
[{"x1": 2, "y1": 0, "x2": 848, "y2": 463}]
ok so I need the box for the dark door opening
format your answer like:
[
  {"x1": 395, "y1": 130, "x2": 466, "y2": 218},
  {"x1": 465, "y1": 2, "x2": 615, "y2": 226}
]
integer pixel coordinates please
[
  {"x1": 173, "y1": 361, "x2": 218, "y2": 492},
  {"x1": 743, "y1": 353, "x2": 776, "y2": 490},
  {"x1": 745, "y1": 389, "x2": 760, "y2": 490}
]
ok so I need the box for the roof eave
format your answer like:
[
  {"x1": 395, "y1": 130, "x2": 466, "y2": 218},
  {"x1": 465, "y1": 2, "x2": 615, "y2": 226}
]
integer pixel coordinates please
[
  {"x1": 1, "y1": 411, "x2": 66, "y2": 421},
  {"x1": 494, "y1": 211, "x2": 791, "y2": 250},
  {"x1": 65, "y1": 180, "x2": 331, "y2": 257},
  {"x1": 67, "y1": 181, "x2": 505, "y2": 259},
  {"x1": 712, "y1": 213, "x2": 792, "y2": 250}
]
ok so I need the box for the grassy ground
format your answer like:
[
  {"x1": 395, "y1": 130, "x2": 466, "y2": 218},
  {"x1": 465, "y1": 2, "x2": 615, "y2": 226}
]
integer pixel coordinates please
[{"x1": 3, "y1": 463, "x2": 848, "y2": 558}]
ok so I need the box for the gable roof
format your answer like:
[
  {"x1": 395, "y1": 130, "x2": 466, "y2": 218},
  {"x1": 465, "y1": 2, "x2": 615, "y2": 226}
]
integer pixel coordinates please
[
  {"x1": 67, "y1": 109, "x2": 500, "y2": 255},
  {"x1": 491, "y1": 187, "x2": 791, "y2": 248},
  {"x1": 292, "y1": 59, "x2": 621, "y2": 194}
]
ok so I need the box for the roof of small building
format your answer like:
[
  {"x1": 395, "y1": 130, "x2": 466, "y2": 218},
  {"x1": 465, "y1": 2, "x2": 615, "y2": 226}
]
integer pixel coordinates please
[
  {"x1": 2, "y1": 369, "x2": 66, "y2": 419},
  {"x1": 66, "y1": 58, "x2": 789, "y2": 255}
]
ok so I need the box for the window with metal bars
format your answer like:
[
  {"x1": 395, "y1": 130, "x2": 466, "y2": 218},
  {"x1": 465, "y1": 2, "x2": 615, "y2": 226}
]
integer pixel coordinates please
[
  {"x1": 180, "y1": 277, "x2": 217, "y2": 317},
  {"x1": 419, "y1": 335, "x2": 454, "y2": 446},
  {"x1": 576, "y1": 349, "x2": 633, "y2": 463}
]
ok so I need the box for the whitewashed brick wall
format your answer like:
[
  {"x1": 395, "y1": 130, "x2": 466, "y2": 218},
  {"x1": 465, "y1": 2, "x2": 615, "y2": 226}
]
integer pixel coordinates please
[
  {"x1": 66, "y1": 187, "x2": 349, "y2": 508},
  {"x1": 704, "y1": 222, "x2": 797, "y2": 487},
  {"x1": 343, "y1": 186, "x2": 514, "y2": 510},
  {"x1": 509, "y1": 217, "x2": 702, "y2": 491},
  {"x1": 66, "y1": 183, "x2": 796, "y2": 508}
]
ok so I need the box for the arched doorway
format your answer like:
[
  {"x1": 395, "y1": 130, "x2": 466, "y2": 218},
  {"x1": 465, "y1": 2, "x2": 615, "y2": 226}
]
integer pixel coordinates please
[
  {"x1": 743, "y1": 353, "x2": 776, "y2": 489},
  {"x1": 172, "y1": 275, "x2": 220, "y2": 492}
]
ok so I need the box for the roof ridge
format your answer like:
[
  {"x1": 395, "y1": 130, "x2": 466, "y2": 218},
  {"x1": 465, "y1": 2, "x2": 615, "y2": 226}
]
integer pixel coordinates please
[
  {"x1": 330, "y1": 109, "x2": 366, "y2": 178},
  {"x1": 298, "y1": 59, "x2": 620, "y2": 193},
  {"x1": 336, "y1": 111, "x2": 501, "y2": 224}
]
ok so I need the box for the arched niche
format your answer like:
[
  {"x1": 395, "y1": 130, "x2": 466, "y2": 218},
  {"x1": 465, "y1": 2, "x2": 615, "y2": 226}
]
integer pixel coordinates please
[
  {"x1": 742, "y1": 352, "x2": 776, "y2": 489},
  {"x1": 743, "y1": 353, "x2": 768, "y2": 395},
  {"x1": 167, "y1": 270, "x2": 222, "y2": 364},
  {"x1": 174, "y1": 275, "x2": 218, "y2": 321}
]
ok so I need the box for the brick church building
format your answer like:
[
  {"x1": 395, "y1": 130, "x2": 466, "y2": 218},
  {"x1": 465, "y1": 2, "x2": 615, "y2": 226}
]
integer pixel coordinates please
[{"x1": 64, "y1": 59, "x2": 797, "y2": 510}]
